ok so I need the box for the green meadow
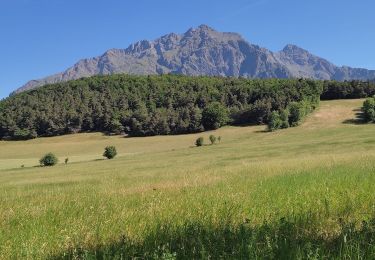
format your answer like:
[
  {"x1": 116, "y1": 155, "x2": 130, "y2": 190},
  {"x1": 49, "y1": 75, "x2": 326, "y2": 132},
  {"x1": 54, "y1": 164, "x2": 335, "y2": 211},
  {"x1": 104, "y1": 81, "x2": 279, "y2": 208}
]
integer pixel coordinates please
[{"x1": 1, "y1": 99, "x2": 375, "y2": 259}]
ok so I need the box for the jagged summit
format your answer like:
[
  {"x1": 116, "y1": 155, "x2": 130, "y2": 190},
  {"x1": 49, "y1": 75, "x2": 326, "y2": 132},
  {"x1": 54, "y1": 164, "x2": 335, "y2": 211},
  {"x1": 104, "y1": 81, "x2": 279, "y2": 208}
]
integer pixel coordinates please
[
  {"x1": 185, "y1": 24, "x2": 217, "y2": 34},
  {"x1": 281, "y1": 44, "x2": 309, "y2": 54},
  {"x1": 14, "y1": 25, "x2": 375, "y2": 94},
  {"x1": 197, "y1": 24, "x2": 215, "y2": 30}
]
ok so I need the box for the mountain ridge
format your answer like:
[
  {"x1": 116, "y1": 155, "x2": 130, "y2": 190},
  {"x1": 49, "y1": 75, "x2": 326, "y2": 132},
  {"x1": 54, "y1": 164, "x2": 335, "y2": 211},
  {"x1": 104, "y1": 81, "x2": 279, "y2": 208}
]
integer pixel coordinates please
[{"x1": 15, "y1": 25, "x2": 375, "y2": 94}]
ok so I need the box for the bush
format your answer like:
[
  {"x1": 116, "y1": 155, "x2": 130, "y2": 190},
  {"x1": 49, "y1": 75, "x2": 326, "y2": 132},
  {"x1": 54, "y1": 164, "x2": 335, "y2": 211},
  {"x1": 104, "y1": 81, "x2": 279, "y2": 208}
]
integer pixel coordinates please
[
  {"x1": 195, "y1": 137, "x2": 204, "y2": 147},
  {"x1": 202, "y1": 102, "x2": 229, "y2": 130},
  {"x1": 209, "y1": 135, "x2": 216, "y2": 145},
  {"x1": 279, "y1": 109, "x2": 290, "y2": 129},
  {"x1": 267, "y1": 99, "x2": 318, "y2": 132},
  {"x1": 268, "y1": 111, "x2": 283, "y2": 132},
  {"x1": 362, "y1": 97, "x2": 375, "y2": 122},
  {"x1": 103, "y1": 146, "x2": 117, "y2": 159},
  {"x1": 40, "y1": 153, "x2": 58, "y2": 167},
  {"x1": 288, "y1": 102, "x2": 305, "y2": 127},
  {"x1": 288, "y1": 100, "x2": 314, "y2": 127}
]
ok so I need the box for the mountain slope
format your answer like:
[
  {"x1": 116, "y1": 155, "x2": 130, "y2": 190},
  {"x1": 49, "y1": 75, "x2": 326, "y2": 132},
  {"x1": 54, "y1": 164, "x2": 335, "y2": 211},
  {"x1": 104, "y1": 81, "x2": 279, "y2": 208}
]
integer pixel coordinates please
[{"x1": 15, "y1": 25, "x2": 375, "y2": 94}]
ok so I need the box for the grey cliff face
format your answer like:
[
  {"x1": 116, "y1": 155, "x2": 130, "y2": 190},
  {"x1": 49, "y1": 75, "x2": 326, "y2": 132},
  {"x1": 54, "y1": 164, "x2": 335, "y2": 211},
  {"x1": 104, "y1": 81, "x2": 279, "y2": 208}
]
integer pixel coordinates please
[{"x1": 15, "y1": 25, "x2": 375, "y2": 94}]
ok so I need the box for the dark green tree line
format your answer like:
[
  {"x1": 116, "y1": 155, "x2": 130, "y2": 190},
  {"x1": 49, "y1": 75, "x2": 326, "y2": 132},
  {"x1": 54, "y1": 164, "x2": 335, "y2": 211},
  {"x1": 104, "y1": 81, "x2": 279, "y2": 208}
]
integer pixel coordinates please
[
  {"x1": 321, "y1": 80, "x2": 375, "y2": 100},
  {"x1": 0, "y1": 74, "x2": 325, "y2": 140}
]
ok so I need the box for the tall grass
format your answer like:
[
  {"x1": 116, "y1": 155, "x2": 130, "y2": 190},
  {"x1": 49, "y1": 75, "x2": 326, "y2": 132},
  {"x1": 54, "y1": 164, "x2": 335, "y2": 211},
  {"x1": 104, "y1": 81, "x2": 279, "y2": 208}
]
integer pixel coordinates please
[{"x1": 0, "y1": 99, "x2": 375, "y2": 259}]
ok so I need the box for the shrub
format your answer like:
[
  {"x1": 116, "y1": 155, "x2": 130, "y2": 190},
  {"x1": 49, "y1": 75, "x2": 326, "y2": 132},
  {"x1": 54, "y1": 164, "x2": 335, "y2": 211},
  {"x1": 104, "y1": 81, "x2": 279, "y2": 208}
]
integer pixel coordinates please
[
  {"x1": 279, "y1": 109, "x2": 290, "y2": 129},
  {"x1": 209, "y1": 135, "x2": 216, "y2": 145},
  {"x1": 202, "y1": 102, "x2": 229, "y2": 130},
  {"x1": 195, "y1": 137, "x2": 204, "y2": 147},
  {"x1": 40, "y1": 153, "x2": 59, "y2": 167},
  {"x1": 103, "y1": 146, "x2": 117, "y2": 159},
  {"x1": 268, "y1": 111, "x2": 283, "y2": 132},
  {"x1": 362, "y1": 97, "x2": 375, "y2": 122},
  {"x1": 288, "y1": 102, "x2": 305, "y2": 126},
  {"x1": 365, "y1": 108, "x2": 375, "y2": 122}
]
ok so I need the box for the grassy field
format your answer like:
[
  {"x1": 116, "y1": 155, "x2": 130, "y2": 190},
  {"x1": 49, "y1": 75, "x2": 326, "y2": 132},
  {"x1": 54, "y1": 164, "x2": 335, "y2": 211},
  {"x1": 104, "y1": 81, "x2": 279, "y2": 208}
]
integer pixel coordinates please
[{"x1": 1, "y1": 99, "x2": 375, "y2": 259}]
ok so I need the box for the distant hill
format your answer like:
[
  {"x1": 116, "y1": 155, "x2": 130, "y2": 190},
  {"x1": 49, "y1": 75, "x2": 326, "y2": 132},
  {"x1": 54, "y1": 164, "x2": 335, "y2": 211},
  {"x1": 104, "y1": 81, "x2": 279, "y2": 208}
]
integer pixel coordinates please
[{"x1": 15, "y1": 25, "x2": 375, "y2": 94}]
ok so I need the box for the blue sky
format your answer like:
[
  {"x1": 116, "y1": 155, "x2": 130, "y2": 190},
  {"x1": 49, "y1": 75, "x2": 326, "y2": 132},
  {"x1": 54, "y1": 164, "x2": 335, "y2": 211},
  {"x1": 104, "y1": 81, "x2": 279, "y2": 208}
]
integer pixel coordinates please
[{"x1": 1, "y1": 0, "x2": 374, "y2": 98}]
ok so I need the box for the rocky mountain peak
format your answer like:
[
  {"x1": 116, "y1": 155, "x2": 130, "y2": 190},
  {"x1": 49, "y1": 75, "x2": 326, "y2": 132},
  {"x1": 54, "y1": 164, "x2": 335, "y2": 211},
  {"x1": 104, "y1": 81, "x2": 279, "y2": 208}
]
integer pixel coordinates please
[
  {"x1": 183, "y1": 24, "x2": 242, "y2": 43},
  {"x1": 281, "y1": 44, "x2": 310, "y2": 55},
  {"x1": 185, "y1": 24, "x2": 215, "y2": 34},
  {"x1": 13, "y1": 25, "x2": 375, "y2": 94},
  {"x1": 197, "y1": 24, "x2": 216, "y2": 32},
  {"x1": 125, "y1": 40, "x2": 153, "y2": 54}
]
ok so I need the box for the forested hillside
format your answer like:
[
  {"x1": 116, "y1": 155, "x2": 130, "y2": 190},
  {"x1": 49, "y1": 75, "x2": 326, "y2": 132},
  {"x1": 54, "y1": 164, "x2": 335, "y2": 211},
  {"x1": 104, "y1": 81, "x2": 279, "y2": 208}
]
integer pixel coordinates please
[
  {"x1": 0, "y1": 75, "x2": 324, "y2": 140},
  {"x1": 2, "y1": 75, "x2": 375, "y2": 140}
]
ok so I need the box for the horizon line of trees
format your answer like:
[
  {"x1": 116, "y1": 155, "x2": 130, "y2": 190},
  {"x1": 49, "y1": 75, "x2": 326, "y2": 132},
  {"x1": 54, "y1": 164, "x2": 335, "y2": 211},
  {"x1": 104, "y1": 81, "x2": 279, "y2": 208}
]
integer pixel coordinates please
[
  {"x1": 1, "y1": 74, "x2": 374, "y2": 140},
  {"x1": 321, "y1": 80, "x2": 375, "y2": 100}
]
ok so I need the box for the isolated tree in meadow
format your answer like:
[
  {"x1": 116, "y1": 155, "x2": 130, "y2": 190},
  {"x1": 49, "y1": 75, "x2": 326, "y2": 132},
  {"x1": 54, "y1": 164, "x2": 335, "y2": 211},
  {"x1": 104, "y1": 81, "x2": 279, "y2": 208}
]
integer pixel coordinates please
[
  {"x1": 40, "y1": 153, "x2": 59, "y2": 167},
  {"x1": 195, "y1": 137, "x2": 204, "y2": 147},
  {"x1": 202, "y1": 102, "x2": 229, "y2": 130},
  {"x1": 362, "y1": 97, "x2": 375, "y2": 122},
  {"x1": 103, "y1": 146, "x2": 117, "y2": 159},
  {"x1": 209, "y1": 135, "x2": 216, "y2": 145}
]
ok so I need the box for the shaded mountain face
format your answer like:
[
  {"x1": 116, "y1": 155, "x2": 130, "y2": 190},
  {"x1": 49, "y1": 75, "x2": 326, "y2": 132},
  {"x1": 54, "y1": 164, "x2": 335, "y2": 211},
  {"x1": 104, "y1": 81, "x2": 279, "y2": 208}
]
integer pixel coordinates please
[{"x1": 15, "y1": 25, "x2": 375, "y2": 94}]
